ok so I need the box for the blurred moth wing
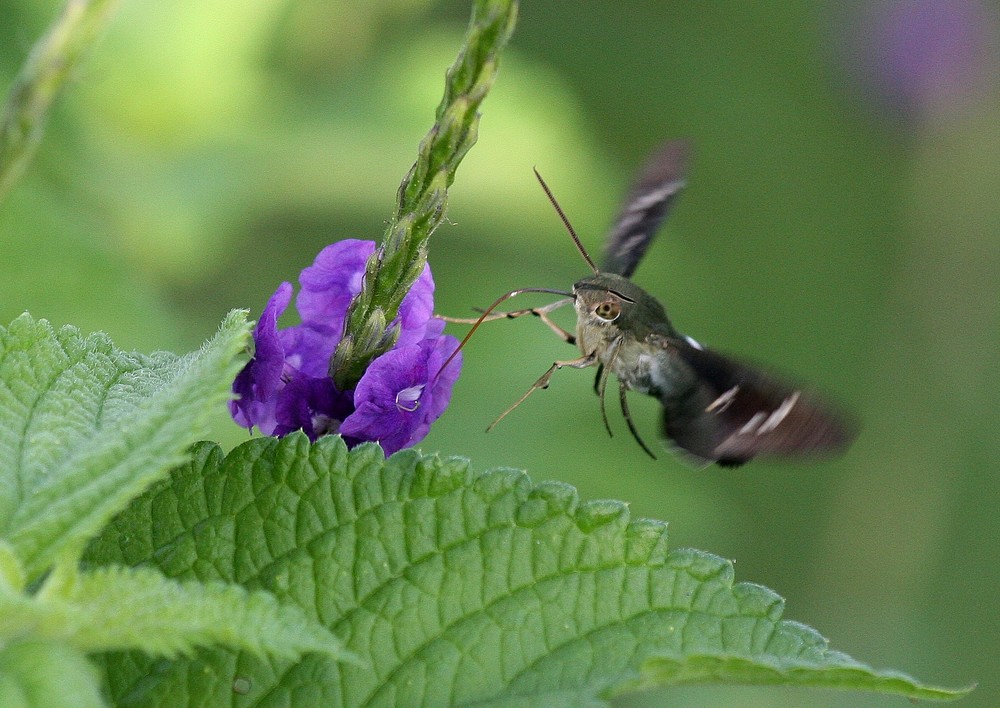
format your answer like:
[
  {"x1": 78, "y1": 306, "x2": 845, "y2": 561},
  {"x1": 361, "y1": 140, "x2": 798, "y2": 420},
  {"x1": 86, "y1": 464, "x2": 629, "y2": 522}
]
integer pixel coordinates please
[
  {"x1": 602, "y1": 140, "x2": 689, "y2": 277},
  {"x1": 654, "y1": 335, "x2": 856, "y2": 467}
]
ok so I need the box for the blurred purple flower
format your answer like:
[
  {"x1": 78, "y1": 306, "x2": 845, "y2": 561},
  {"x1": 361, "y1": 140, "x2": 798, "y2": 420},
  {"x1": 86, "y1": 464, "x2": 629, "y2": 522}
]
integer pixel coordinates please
[
  {"x1": 844, "y1": 0, "x2": 999, "y2": 122},
  {"x1": 230, "y1": 239, "x2": 462, "y2": 455}
]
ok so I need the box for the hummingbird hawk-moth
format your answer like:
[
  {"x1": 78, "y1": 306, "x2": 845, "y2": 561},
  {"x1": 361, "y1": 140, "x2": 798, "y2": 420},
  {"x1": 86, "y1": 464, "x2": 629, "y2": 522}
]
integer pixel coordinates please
[{"x1": 442, "y1": 141, "x2": 856, "y2": 467}]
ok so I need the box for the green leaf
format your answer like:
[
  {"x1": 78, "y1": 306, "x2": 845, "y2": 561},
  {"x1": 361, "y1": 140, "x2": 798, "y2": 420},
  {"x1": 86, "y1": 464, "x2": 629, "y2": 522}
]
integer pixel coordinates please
[
  {"x1": 86, "y1": 435, "x2": 970, "y2": 705},
  {"x1": 0, "y1": 640, "x2": 102, "y2": 708},
  {"x1": 0, "y1": 310, "x2": 250, "y2": 580},
  {"x1": 0, "y1": 545, "x2": 350, "y2": 664},
  {"x1": 620, "y1": 654, "x2": 971, "y2": 700},
  {"x1": 0, "y1": 313, "x2": 348, "y2": 704}
]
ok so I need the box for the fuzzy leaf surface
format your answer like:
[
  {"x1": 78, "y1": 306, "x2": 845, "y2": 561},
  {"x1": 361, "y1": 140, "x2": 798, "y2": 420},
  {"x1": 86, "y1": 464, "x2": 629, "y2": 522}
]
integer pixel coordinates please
[
  {"x1": 87, "y1": 435, "x2": 968, "y2": 705},
  {"x1": 0, "y1": 311, "x2": 249, "y2": 580}
]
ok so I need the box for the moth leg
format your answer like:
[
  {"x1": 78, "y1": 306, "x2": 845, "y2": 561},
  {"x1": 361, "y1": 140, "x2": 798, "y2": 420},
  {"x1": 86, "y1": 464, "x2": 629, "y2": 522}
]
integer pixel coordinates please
[
  {"x1": 439, "y1": 297, "x2": 576, "y2": 344},
  {"x1": 595, "y1": 363, "x2": 613, "y2": 437},
  {"x1": 536, "y1": 309, "x2": 576, "y2": 345},
  {"x1": 486, "y1": 352, "x2": 597, "y2": 432},
  {"x1": 490, "y1": 305, "x2": 575, "y2": 344},
  {"x1": 592, "y1": 364, "x2": 604, "y2": 394},
  {"x1": 619, "y1": 379, "x2": 658, "y2": 460},
  {"x1": 594, "y1": 336, "x2": 624, "y2": 437}
]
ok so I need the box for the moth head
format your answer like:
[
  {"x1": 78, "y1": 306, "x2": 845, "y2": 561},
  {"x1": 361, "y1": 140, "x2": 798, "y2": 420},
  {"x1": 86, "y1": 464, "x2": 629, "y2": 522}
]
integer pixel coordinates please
[
  {"x1": 573, "y1": 273, "x2": 638, "y2": 328},
  {"x1": 573, "y1": 272, "x2": 671, "y2": 336}
]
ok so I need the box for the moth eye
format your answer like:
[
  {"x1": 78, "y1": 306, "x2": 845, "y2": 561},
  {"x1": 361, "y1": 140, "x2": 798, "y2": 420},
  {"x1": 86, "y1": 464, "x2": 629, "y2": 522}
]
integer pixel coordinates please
[{"x1": 594, "y1": 300, "x2": 621, "y2": 322}]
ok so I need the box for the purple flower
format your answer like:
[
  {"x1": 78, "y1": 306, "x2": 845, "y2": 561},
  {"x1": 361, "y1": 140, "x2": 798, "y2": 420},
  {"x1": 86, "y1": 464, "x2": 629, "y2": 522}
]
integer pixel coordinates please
[
  {"x1": 229, "y1": 239, "x2": 462, "y2": 455},
  {"x1": 841, "y1": 0, "x2": 1000, "y2": 122}
]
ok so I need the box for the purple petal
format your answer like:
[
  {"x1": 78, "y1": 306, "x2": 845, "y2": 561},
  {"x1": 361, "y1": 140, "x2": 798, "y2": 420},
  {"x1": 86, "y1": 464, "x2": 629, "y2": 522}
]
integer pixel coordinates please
[
  {"x1": 230, "y1": 238, "x2": 458, "y2": 449},
  {"x1": 424, "y1": 331, "x2": 462, "y2": 423},
  {"x1": 339, "y1": 345, "x2": 426, "y2": 454},
  {"x1": 395, "y1": 265, "x2": 435, "y2": 348},
  {"x1": 273, "y1": 374, "x2": 355, "y2": 440},
  {"x1": 339, "y1": 329, "x2": 462, "y2": 455},
  {"x1": 296, "y1": 238, "x2": 436, "y2": 350},
  {"x1": 296, "y1": 239, "x2": 375, "y2": 332},
  {"x1": 280, "y1": 323, "x2": 341, "y2": 379},
  {"x1": 230, "y1": 282, "x2": 293, "y2": 434}
]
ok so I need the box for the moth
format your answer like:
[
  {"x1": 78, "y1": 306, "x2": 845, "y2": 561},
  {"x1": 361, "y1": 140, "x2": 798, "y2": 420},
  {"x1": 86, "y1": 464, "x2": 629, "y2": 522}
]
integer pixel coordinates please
[{"x1": 442, "y1": 141, "x2": 856, "y2": 467}]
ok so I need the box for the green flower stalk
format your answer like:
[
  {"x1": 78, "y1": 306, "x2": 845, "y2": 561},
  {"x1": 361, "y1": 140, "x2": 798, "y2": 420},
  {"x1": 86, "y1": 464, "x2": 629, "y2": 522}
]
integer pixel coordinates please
[
  {"x1": 330, "y1": 0, "x2": 518, "y2": 391},
  {"x1": 0, "y1": 0, "x2": 121, "y2": 203}
]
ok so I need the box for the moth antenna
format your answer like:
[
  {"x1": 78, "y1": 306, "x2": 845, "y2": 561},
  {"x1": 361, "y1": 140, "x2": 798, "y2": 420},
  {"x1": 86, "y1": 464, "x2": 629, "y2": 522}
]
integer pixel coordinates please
[
  {"x1": 434, "y1": 287, "x2": 573, "y2": 383},
  {"x1": 533, "y1": 167, "x2": 599, "y2": 274}
]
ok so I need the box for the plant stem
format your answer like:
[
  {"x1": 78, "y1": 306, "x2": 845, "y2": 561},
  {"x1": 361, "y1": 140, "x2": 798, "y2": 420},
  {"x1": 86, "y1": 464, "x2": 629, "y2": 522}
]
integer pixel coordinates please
[
  {"x1": 0, "y1": 0, "x2": 121, "y2": 203},
  {"x1": 331, "y1": 0, "x2": 518, "y2": 391}
]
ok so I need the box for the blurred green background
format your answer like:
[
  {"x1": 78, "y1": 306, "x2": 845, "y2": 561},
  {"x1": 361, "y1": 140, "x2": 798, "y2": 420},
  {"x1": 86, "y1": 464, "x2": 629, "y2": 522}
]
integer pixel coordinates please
[{"x1": 2, "y1": 1, "x2": 997, "y2": 705}]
